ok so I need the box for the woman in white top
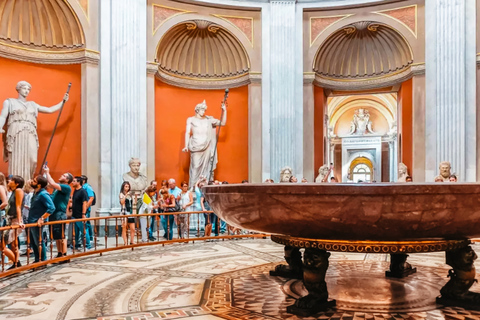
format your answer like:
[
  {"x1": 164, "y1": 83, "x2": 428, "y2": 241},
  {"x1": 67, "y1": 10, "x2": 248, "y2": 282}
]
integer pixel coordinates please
[{"x1": 178, "y1": 181, "x2": 193, "y2": 239}]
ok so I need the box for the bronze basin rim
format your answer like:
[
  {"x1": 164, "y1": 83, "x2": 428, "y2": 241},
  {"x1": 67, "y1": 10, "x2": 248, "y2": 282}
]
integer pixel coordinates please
[{"x1": 271, "y1": 235, "x2": 471, "y2": 254}]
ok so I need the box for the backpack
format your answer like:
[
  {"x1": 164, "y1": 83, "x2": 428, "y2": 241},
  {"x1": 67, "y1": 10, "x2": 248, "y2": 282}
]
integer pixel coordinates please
[{"x1": 92, "y1": 191, "x2": 96, "y2": 206}]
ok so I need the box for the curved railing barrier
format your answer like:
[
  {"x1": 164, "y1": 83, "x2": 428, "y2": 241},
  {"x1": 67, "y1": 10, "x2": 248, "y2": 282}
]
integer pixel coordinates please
[{"x1": 0, "y1": 210, "x2": 269, "y2": 278}]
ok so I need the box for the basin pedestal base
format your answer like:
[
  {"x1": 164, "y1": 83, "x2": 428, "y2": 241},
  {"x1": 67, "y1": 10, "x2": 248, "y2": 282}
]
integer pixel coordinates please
[
  {"x1": 270, "y1": 235, "x2": 475, "y2": 314},
  {"x1": 386, "y1": 253, "x2": 417, "y2": 278},
  {"x1": 286, "y1": 248, "x2": 336, "y2": 316},
  {"x1": 437, "y1": 245, "x2": 480, "y2": 310},
  {"x1": 269, "y1": 246, "x2": 303, "y2": 279}
]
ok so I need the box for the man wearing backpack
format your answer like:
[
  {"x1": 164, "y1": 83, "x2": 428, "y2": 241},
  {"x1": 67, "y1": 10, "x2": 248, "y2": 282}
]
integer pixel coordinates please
[{"x1": 81, "y1": 175, "x2": 95, "y2": 243}]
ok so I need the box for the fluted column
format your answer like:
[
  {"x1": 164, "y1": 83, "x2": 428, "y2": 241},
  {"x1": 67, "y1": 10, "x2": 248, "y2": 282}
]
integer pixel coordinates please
[
  {"x1": 267, "y1": 0, "x2": 302, "y2": 181},
  {"x1": 425, "y1": 0, "x2": 476, "y2": 181},
  {"x1": 99, "y1": 0, "x2": 147, "y2": 211}
]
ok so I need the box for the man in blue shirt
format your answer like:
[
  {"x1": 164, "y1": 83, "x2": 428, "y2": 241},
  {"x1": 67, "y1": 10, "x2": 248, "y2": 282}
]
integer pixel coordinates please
[
  {"x1": 81, "y1": 175, "x2": 95, "y2": 242},
  {"x1": 29, "y1": 175, "x2": 56, "y2": 263}
]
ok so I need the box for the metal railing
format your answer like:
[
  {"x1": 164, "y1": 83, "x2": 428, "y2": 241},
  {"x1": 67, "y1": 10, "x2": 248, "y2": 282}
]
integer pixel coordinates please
[{"x1": 0, "y1": 210, "x2": 269, "y2": 278}]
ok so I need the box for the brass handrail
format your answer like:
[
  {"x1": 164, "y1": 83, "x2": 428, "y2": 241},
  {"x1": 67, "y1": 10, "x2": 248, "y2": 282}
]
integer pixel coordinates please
[{"x1": 0, "y1": 210, "x2": 270, "y2": 278}]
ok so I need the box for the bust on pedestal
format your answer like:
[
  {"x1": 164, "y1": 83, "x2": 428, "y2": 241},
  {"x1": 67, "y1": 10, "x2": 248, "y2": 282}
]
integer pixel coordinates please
[{"x1": 122, "y1": 157, "x2": 147, "y2": 194}]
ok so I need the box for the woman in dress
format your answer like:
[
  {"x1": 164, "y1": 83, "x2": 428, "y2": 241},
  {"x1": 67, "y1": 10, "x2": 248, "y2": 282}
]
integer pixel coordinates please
[
  {"x1": 0, "y1": 81, "x2": 69, "y2": 179},
  {"x1": 119, "y1": 181, "x2": 135, "y2": 245},
  {"x1": 3, "y1": 175, "x2": 24, "y2": 269},
  {"x1": 177, "y1": 181, "x2": 193, "y2": 239}
]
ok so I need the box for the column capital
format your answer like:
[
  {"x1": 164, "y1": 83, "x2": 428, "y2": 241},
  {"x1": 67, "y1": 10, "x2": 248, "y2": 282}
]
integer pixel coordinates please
[{"x1": 146, "y1": 61, "x2": 159, "y2": 75}]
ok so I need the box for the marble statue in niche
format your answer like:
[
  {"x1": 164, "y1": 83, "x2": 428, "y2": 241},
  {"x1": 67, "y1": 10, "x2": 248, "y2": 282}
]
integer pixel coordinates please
[
  {"x1": 397, "y1": 163, "x2": 409, "y2": 182},
  {"x1": 280, "y1": 166, "x2": 293, "y2": 182},
  {"x1": 349, "y1": 108, "x2": 375, "y2": 135},
  {"x1": 435, "y1": 161, "x2": 452, "y2": 182},
  {"x1": 122, "y1": 157, "x2": 148, "y2": 193},
  {"x1": 0, "y1": 81, "x2": 69, "y2": 179},
  {"x1": 183, "y1": 100, "x2": 227, "y2": 186}
]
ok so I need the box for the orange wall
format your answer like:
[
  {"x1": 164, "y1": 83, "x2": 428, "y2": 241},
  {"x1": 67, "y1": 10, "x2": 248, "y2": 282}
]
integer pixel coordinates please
[
  {"x1": 155, "y1": 81, "x2": 249, "y2": 184},
  {"x1": 334, "y1": 108, "x2": 389, "y2": 136},
  {"x1": 0, "y1": 57, "x2": 82, "y2": 180},
  {"x1": 314, "y1": 86, "x2": 325, "y2": 171},
  {"x1": 399, "y1": 79, "x2": 413, "y2": 172}
]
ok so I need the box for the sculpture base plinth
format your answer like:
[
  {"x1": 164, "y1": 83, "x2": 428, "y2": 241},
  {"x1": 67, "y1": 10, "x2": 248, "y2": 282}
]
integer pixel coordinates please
[
  {"x1": 269, "y1": 266, "x2": 303, "y2": 279},
  {"x1": 436, "y1": 296, "x2": 480, "y2": 311},
  {"x1": 286, "y1": 298, "x2": 336, "y2": 316}
]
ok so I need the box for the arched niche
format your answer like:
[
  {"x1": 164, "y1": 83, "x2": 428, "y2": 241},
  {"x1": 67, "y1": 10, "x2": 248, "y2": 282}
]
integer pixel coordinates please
[
  {"x1": 154, "y1": 19, "x2": 252, "y2": 89},
  {"x1": 0, "y1": 0, "x2": 96, "y2": 64},
  {"x1": 311, "y1": 20, "x2": 417, "y2": 90}
]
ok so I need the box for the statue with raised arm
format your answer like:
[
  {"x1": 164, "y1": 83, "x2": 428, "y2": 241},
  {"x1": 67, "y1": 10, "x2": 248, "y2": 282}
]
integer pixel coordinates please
[
  {"x1": 0, "y1": 81, "x2": 69, "y2": 179},
  {"x1": 182, "y1": 100, "x2": 227, "y2": 187},
  {"x1": 349, "y1": 108, "x2": 374, "y2": 135}
]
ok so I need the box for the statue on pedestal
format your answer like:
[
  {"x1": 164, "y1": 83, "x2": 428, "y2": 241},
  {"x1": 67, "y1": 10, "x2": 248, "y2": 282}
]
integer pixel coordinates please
[
  {"x1": 122, "y1": 157, "x2": 147, "y2": 194},
  {"x1": 435, "y1": 161, "x2": 452, "y2": 182},
  {"x1": 0, "y1": 81, "x2": 69, "y2": 179},
  {"x1": 397, "y1": 163, "x2": 409, "y2": 182},
  {"x1": 349, "y1": 108, "x2": 374, "y2": 135},
  {"x1": 182, "y1": 100, "x2": 226, "y2": 187}
]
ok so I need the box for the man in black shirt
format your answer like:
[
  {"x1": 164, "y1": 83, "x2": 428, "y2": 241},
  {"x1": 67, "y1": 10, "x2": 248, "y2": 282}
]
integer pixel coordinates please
[{"x1": 71, "y1": 176, "x2": 89, "y2": 249}]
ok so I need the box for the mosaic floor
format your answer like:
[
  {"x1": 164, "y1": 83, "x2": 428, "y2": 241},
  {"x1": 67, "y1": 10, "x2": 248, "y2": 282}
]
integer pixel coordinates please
[{"x1": 0, "y1": 239, "x2": 479, "y2": 320}]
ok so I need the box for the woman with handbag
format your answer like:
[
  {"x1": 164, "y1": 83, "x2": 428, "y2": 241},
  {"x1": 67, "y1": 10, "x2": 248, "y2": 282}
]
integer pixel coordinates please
[
  {"x1": 137, "y1": 186, "x2": 158, "y2": 243},
  {"x1": 159, "y1": 188, "x2": 176, "y2": 240},
  {"x1": 119, "y1": 181, "x2": 135, "y2": 245}
]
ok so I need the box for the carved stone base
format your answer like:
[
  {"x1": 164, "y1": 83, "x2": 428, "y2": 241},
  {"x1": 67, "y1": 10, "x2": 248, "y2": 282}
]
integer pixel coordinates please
[
  {"x1": 436, "y1": 295, "x2": 480, "y2": 311},
  {"x1": 269, "y1": 264, "x2": 303, "y2": 279},
  {"x1": 286, "y1": 297, "x2": 336, "y2": 316},
  {"x1": 269, "y1": 246, "x2": 303, "y2": 279},
  {"x1": 437, "y1": 245, "x2": 480, "y2": 310},
  {"x1": 386, "y1": 253, "x2": 417, "y2": 278}
]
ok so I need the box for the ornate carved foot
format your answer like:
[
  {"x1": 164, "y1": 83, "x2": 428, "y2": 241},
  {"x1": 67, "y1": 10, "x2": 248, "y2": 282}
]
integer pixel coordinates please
[
  {"x1": 437, "y1": 245, "x2": 480, "y2": 310},
  {"x1": 286, "y1": 248, "x2": 336, "y2": 316},
  {"x1": 270, "y1": 246, "x2": 303, "y2": 279},
  {"x1": 386, "y1": 253, "x2": 417, "y2": 278}
]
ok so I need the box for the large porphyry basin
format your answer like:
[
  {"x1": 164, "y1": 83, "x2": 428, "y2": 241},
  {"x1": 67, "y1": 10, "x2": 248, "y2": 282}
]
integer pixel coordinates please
[{"x1": 202, "y1": 183, "x2": 480, "y2": 241}]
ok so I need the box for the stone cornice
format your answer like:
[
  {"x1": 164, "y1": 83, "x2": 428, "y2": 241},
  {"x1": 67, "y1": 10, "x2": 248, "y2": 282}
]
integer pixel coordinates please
[
  {"x1": 314, "y1": 64, "x2": 424, "y2": 91},
  {"x1": 146, "y1": 61, "x2": 159, "y2": 75},
  {"x1": 156, "y1": 69, "x2": 254, "y2": 89},
  {"x1": 0, "y1": 43, "x2": 100, "y2": 65}
]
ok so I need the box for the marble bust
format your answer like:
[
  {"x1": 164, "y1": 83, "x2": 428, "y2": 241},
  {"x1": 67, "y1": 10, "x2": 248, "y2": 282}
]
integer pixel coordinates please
[
  {"x1": 349, "y1": 108, "x2": 374, "y2": 135},
  {"x1": 435, "y1": 161, "x2": 452, "y2": 182},
  {"x1": 0, "y1": 81, "x2": 68, "y2": 179},
  {"x1": 315, "y1": 164, "x2": 330, "y2": 183},
  {"x1": 122, "y1": 157, "x2": 148, "y2": 193},
  {"x1": 397, "y1": 163, "x2": 408, "y2": 182},
  {"x1": 182, "y1": 100, "x2": 226, "y2": 186},
  {"x1": 280, "y1": 166, "x2": 293, "y2": 182}
]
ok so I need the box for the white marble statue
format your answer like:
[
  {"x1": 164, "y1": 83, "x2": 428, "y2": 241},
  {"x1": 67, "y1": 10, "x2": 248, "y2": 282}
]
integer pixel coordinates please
[
  {"x1": 435, "y1": 161, "x2": 452, "y2": 182},
  {"x1": 122, "y1": 157, "x2": 148, "y2": 193},
  {"x1": 349, "y1": 108, "x2": 374, "y2": 135},
  {"x1": 280, "y1": 166, "x2": 293, "y2": 182},
  {"x1": 182, "y1": 100, "x2": 227, "y2": 186},
  {"x1": 315, "y1": 164, "x2": 332, "y2": 183},
  {"x1": 397, "y1": 163, "x2": 408, "y2": 182},
  {"x1": 0, "y1": 81, "x2": 69, "y2": 179}
]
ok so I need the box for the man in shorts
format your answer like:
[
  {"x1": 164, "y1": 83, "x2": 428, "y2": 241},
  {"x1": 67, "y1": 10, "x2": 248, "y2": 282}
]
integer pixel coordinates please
[{"x1": 44, "y1": 166, "x2": 73, "y2": 259}]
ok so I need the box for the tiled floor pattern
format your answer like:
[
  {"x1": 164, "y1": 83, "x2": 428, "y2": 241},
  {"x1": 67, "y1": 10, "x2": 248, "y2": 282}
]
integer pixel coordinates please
[{"x1": 0, "y1": 240, "x2": 479, "y2": 320}]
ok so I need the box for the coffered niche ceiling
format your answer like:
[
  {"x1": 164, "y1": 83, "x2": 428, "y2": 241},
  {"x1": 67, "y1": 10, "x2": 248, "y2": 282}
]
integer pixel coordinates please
[
  {"x1": 156, "y1": 19, "x2": 250, "y2": 89},
  {"x1": 0, "y1": 0, "x2": 85, "y2": 50},
  {"x1": 314, "y1": 21, "x2": 413, "y2": 90}
]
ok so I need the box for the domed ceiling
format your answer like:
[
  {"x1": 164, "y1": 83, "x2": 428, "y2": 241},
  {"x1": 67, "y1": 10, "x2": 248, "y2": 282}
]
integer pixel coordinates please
[
  {"x1": 314, "y1": 21, "x2": 413, "y2": 80},
  {"x1": 156, "y1": 20, "x2": 250, "y2": 80},
  {"x1": 0, "y1": 0, "x2": 85, "y2": 50}
]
